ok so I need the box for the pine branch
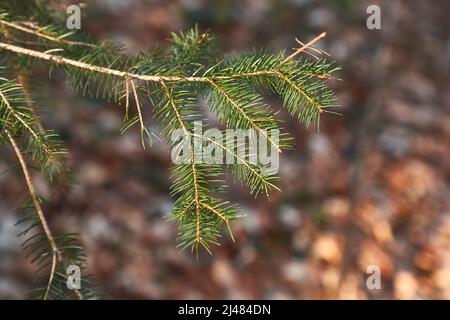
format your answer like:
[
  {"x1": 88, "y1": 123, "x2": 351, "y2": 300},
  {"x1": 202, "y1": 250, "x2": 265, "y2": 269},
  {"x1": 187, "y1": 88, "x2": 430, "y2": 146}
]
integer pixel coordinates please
[
  {"x1": 0, "y1": 74, "x2": 66, "y2": 175},
  {"x1": 0, "y1": 41, "x2": 208, "y2": 82},
  {"x1": 205, "y1": 78, "x2": 282, "y2": 152},
  {"x1": 4, "y1": 128, "x2": 60, "y2": 300},
  {"x1": 159, "y1": 82, "x2": 240, "y2": 253},
  {"x1": 0, "y1": 4, "x2": 340, "y2": 258},
  {"x1": 16, "y1": 75, "x2": 45, "y2": 132},
  {"x1": 0, "y1": 71, "x2": 95, "y2": 300}
]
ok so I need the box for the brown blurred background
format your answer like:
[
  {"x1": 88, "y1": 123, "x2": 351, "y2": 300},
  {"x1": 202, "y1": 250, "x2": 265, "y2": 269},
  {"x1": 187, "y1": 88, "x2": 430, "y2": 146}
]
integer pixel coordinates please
[{"x1": 0, "y1": 0, "x2": 449, "y2": 299}]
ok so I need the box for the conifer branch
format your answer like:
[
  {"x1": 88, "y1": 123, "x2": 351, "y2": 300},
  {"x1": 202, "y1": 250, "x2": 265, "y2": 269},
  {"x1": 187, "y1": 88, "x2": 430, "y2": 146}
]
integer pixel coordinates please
[
  {"x1": 206, "y1": 78, "x2": 281, "y2": 152},
  {"x1": 191, "y1": 133, "x2": 280, "y2": 193},
  {"x1": 273, "y1": 70, "x2": 324, "y2": 114},
  {"x1": 0, "y1": 19, "x2": 98, "y2": 48},
  {"x1": 0, "y1": 39, "x2": 334, "y2": 85},
  {"x1": 4, "y1": 128, "x2": 60, "y2": 300},
  {"x1": 0, "y1": 2, "x2": 340, "y2": 259},
  {"x1": 16, "y1": 75, "x2": 45, "y2": 132},
  {"x1": 161, "y1": 82, "x2": 203, "y2": 250},
  {"x1": 0, "y1": 83, "x2": 65, "y2": 174},
  {"x1": 199, "y1": 201, "x2": 235, "y2": 243},
  {"x1": 0, "y1": 72, "x2": 93, "y2": 300},
  {"x1": 0, "y1": 42, "x2": 208, "y2": 83}
]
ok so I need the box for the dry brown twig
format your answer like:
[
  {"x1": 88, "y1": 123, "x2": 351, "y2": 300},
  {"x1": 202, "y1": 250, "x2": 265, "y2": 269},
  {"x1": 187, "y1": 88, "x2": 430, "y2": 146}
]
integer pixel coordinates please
[
  {"x1": 282, "y1": 32, "x2": 327, "y2": 64},
  {"x1": 130, "y1": 79, "x2": 147, "y2": 149}
]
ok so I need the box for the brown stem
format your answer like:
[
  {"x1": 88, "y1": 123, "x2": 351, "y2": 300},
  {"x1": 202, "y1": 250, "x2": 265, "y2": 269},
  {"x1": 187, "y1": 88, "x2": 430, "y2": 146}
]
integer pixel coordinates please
[{"x1": 5, "y1": 129, "x2": 59, "y2": 300}]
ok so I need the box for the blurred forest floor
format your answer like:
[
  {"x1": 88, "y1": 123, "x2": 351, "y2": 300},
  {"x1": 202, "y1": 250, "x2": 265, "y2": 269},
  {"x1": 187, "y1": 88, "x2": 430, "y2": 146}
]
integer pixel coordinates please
[{"x1": 0, "y1": 0, "x2": 449, "y2": 299}]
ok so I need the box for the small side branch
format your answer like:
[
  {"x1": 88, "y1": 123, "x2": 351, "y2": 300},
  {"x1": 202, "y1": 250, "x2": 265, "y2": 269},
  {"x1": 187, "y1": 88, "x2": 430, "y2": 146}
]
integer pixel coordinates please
[
  {"x1": 0, "y1": 19, "x2": 98, "y2": 48},
  {"x1": 273, "y1": 71, "x2": 324, "y2": 114},
  {"x1": 5, "y1": 129, "x2": 59, "y2": 300},
  {"x1": 161, "y1": 82, "x2": 203, "y2": 250},
  {"x1": 206, "y1": 78, "x2": 281, "y2": 152},
  {"x1": 16, "y1": 75, "x2": 45, "y2": 132},
  {"x1": 282, "y1": 32, "x2": 326, "y2": 64},
  {"x1": 130, "y1": 80, "x2": 147, "y2": 149},
  {"x1": 199, "y1": 201, "x2": 235, "y2": 243}
]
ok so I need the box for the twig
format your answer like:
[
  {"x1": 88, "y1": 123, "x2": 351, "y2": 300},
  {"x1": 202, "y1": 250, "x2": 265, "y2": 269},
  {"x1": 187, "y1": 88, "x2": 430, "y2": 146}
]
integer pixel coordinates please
[
  {"x1": 5, "y1": 129, "x2": 59, "y2": 300},
  {"x1": 0, "y1": 19, "x2": 98, "y2": 48},
  {"x1": 206, "y1": 78, "x2": 282, "y2": 152},
  {"x1": 273, "y1": 71, "x2": 323, "y2": 113},
  {"x1": 161, "y1": 82, "x2": 202, "y2": 249},
  {"x1": 2, "y1": 20, "x2": 46, "y2": 133},
  {"x1": 199, "y1": 201, "x2": 235, "y2": 243},
  {"x1": 0, "y1": 41, "x2": 325, "y2": 84},
  {"x1": 295, "y1": 37, "x2": 330, "y2": 56},
  {"x1": 282, "y1": 32, "x2": 326, "y2": 64},
  {"x1": 130, "y1": 80, "x2": 146, "y2": 149},
  {"x1": 124, "y1": 77, "x2": 130, "y2": 120},
  {"x1": 0, "y1": 42, "x2": 207, "y2": 83},
  {"x1": 17, "y1": 75, "x2": 45, "y2": 132}
]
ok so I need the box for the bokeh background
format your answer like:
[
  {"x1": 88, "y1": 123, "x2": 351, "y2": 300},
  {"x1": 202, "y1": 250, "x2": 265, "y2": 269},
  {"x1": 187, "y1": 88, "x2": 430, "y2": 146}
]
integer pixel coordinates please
[{"x1": 1, "y1": 0, "x2": 449, "y2": 299}]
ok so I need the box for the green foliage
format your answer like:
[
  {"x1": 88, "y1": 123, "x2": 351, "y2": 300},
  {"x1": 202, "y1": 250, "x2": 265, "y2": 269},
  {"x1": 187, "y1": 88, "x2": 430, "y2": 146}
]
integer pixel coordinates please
[
  {"x1": 0, "y1": 70, "x2": 66, "y2": 177},
  {"x1": 17, "y1": 200, "x2": 97, "y2": 300},
  {"x1": 0, "y1": 0, "x2": 340, "y2": 298},
  {"x1": 0, "y1": 71, "x2": 96, "y2": 299}
]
